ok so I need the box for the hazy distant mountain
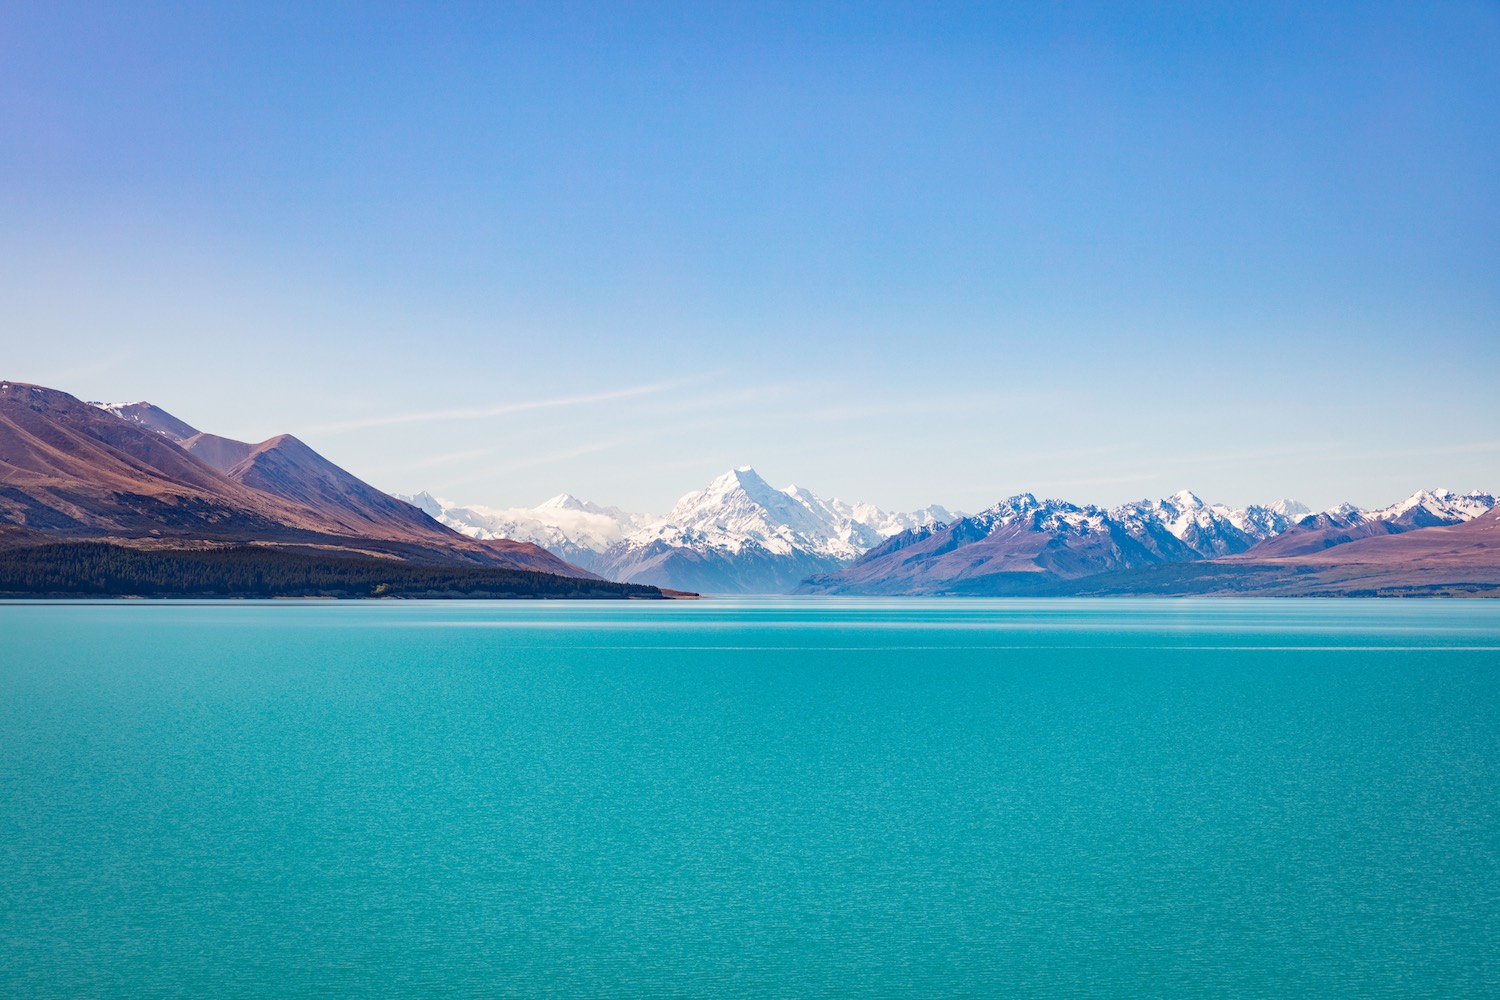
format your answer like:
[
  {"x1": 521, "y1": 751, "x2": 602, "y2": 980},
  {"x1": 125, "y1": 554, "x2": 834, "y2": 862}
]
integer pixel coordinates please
[
  {"x1": 397, "y1": 492, "x2": 655, "y2": 573},
  {"x1": 413, "y1": 467, "x2": 958, "y2": 593},
  {"x1": 0, "y1": 382, "x2": 594, "y2": 579}
]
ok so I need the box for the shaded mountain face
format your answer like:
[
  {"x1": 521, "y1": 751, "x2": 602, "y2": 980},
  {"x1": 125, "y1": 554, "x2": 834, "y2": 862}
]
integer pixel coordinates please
[
  {"x1": 0, "y1": 382, "x2": 593, "y2": 578},
  {"x1": 224, "y1": 433, "x2": 458, "y2": 541},
  {"x1": 180, "y1": 432, "x2": 254, "y2": 474}
]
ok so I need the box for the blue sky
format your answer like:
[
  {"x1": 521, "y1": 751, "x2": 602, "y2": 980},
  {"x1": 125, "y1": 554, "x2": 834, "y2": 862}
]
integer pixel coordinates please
[{"x1": 3, "y1": 1, "x2": 1497, "y2": 513}]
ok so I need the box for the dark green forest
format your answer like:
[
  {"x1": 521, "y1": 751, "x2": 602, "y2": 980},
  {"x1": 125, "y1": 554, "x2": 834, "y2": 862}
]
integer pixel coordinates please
[{"x1": 0, "y1": 543, "x2": 664, "y2": 599}]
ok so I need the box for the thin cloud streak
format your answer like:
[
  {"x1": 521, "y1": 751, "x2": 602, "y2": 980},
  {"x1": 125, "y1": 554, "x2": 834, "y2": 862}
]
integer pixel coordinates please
[
  {"x1": 803, "y1": 390, "x2": 1071, "y2": 422},
  {"x1": 430, "y1": 440, "x2": 624, "y2": 492},
  {"x1": 410, "y1": 447, "x2": 495, "y2": 470},
  {"x1": 306, "y1": 374, "x2": 716, "y2": 434}
]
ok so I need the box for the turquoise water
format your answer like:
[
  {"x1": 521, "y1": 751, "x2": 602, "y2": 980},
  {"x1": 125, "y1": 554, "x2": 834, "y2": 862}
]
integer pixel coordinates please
[{"x1": 1, "y1": 599, "x2": 1497, "y2": 997}]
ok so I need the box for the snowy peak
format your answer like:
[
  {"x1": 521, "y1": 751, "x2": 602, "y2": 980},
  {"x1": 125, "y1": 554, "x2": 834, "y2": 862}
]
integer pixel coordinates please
[
  {"x1": 1269, "y1": 499, "x2": 1311, "y2": 520},
  {"x1": 953, "y1": 490, "x2": 1312, "y2": 562},
  {"x1": 979, "y1": 493, "x2": 1044, "y2": 521},
  {"x1": 683, "y1": 466, "x2": 783, "y2": 511},
  {"x1": 537, "y1": 492, "x2": 588, "y2": 511},
  {"x1": 90, "y1": 400, "x2": 200, "y2": 443},
  {"x1": 650, "y1": 468, "x2": 854, "y2": 558},
  {"x1": 642, "y1": 468, "x2": 960, "y2": 561},
  {"x1": 405, "y1": 491, "x2": 444, "y2": 518},
  {"x1": 1308, "y1": 490, "x2": 1497, "y2": 530},
  {"x1": 401, "y1": 469, "x2": 952, "y2": 594},
  {"x1": 596, "y1": 468, "x2": 962, "y2": 592},
  {"x1": 1106, "y1": 491, "x2": 1313, "y2": 552},
  {"x1": 1366, "y1": 488, "x2": 1497, "y2": 529}
]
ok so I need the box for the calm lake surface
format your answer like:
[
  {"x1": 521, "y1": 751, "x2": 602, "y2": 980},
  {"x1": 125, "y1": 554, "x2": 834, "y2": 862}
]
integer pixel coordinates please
[{"x1": 2, "y1": 598, "x2": 1497, "y2": 997}]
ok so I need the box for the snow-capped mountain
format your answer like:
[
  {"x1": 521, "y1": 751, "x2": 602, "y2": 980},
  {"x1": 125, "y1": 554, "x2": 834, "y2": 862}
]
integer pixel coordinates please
[
  {"x1": 89, "y1": 400, "x2": 200, "y2": 442},
  {"x1": 799, "y1": 489, "x2": 1317, "y2": 595},
  {"x1": 396, "y1": 491, "x2": 655, "y2": 572},
  {"x1": 592, "y1": 467, "x2": 959, "y2": 593},
  {"x1": 617, "y1": 467, "x2": 951, "y2": 561},
  {"x1": 1111, "y1": 490, "x2": 1311, "y2": 559},
  {"x1": 1246, "y1": 489, "x2": 1497, "y2": 558},
  {"x1": 407, "y1": 467, "x2": 959, "y2": 593},
  {"x1": 801, "y1": 486, "x2": 1494, "y2": 595},
  {"x1": 1366, "y1": 488, "x2": 1496, "y2": 527},
  {"x1": 1291, "y1": 489, "x2": 1494, "y2": 531}
]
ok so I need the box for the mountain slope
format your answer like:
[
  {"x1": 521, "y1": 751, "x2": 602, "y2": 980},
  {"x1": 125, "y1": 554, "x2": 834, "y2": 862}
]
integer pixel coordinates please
[
  {"x1": 0, "y1": 382, "x2": 593, "y2": 577},
  {"x1": 2, "y1": 381, "x2": 325, "y2": 538},
  {"x1": 226, "y1": 433, "x2": 455, "y2": 540},
  {"x1": 180, "y1": 431, "x2": 254, "y2": 473},
  {"x1": 89, "y1": 400, "x2": 200, "y2": 442}
]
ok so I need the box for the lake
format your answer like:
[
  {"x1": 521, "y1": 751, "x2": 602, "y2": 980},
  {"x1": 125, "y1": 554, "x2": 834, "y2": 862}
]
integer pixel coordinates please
[{"x1": 2, "y1": 598, "x2": 1497, "y2": 996}]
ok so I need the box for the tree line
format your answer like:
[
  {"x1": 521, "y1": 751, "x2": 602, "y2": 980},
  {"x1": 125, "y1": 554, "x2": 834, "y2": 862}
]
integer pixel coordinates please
[{"x1": 0, "y1": 542, "x2": 666, "y2": 599}]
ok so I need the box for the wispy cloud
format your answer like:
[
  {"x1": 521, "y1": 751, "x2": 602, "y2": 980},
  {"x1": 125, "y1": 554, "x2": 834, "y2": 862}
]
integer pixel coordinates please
[
  {"x1": 307, "y1": 374, "x2": 715, "y2": 434},
  {"x1": 410, "y1": 447, "x2": 495, "y2": 470},
  {"x1": 1028, "y1": 472, "x2": 1159, "y2": 491},
  {"x1": 436, "y1": 440, "x2": 627, "y2": 491},
  {"x1": 492, "y1": 439, "x2": 621, "y2": 474},
  {"x1": 1363, "y1": 440, "x2": 1500, "y2": 459},
  {"x1": 635, "y1": 381, "x2": 803, "y2": 416},
  {"x1": 803, "y1": 390, "x2": 1070, "y2": 423}
]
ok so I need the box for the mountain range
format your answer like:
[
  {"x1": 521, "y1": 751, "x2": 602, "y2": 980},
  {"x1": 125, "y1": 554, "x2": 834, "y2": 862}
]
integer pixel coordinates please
[
  {"x1": 799, "y1": 488, "x2": 1497, "y2": 596},
  {"x1": 4, "y1": 380, "x2": 1496, "y2": 598},
  {"x1": 415, "y1": 475, "x2": 1497, "y2": 597},
  {"x1": 0, "y1": 382, "x2": 664, "y2": 597},
  {"x1": 407, "y1": 467, "x2": 958, "y2": 594}
]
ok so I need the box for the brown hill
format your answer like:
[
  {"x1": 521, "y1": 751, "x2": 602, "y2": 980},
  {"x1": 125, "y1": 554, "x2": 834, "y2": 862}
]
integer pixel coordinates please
[
  {"x1": 1052, "y1": 510, "x2": 1500, "y2": 597},
  {"x1": 1237, "y1": 511, "x2": 1401, "y2": 558},
  {"x1": 226, "y1": 433, "x2": 452, "y2": 539},
  {"x1": 1, "y1": 381, "x2": 317, "y2": 537},
  {"x1": 1222, "y1": 506, "x2": 1500, "y2": 594},
  {"x1": 0, "y1": 381, "x2": 593, "y2": 578}
]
